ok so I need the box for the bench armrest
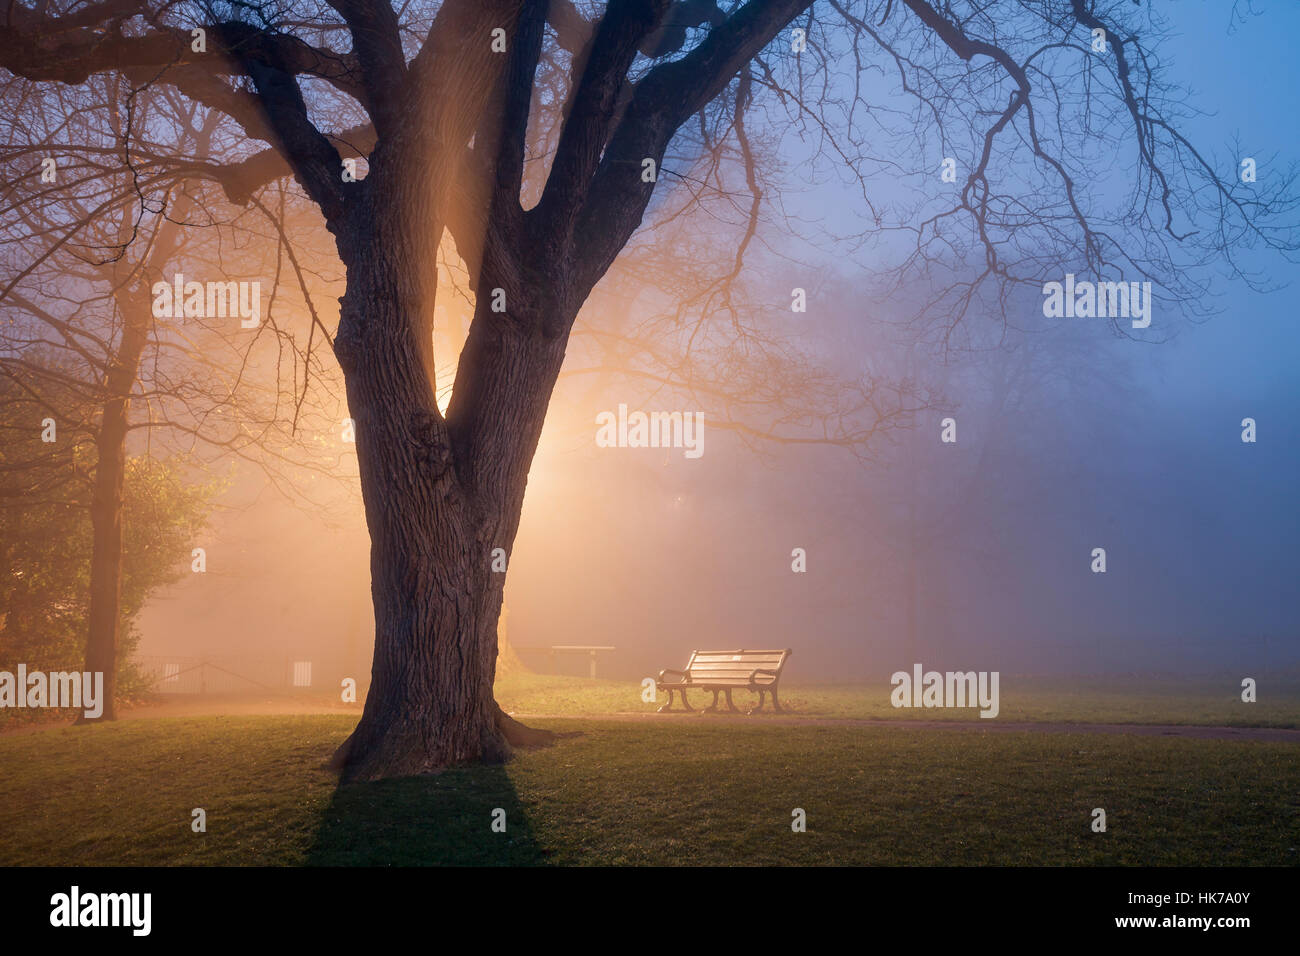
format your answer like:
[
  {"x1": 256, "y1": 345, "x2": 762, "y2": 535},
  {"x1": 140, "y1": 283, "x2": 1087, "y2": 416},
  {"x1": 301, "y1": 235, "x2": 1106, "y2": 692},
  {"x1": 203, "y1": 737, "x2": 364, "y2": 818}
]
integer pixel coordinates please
[
  {"x1": 658, "y1": 668, "x2": 688, "y2": 683},
  {"x1": 748, "y1": 667, "x2": 782, "y2": 681}
]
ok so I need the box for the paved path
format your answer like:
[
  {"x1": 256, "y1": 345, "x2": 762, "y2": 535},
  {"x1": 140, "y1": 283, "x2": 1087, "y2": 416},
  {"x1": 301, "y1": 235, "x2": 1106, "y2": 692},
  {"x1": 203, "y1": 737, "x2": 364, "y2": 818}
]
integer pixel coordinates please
[{"x1": 509, "y1": 711, "x2": 1300, "y2": 742}]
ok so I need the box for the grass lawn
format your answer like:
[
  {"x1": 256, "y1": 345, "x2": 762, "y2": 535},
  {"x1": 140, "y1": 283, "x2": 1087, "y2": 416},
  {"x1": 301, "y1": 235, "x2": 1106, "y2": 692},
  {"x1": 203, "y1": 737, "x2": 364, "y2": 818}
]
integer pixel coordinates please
[
  {"x1": 3, "y1": 673, "x2": 1295, "y2": 734},
  {"x1": 1, "y1": 714, "x2": 1296, "y2": 866},
  {"x1": 494, "y1": 671, "x2": 1300, "y2": 727}
]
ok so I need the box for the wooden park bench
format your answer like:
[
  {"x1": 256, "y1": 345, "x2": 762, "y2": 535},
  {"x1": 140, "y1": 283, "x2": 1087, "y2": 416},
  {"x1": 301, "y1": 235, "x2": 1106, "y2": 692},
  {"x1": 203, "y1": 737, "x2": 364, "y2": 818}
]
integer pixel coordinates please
[{"x1": 656, "y1": 648, "x2": 792, "y2": 714}]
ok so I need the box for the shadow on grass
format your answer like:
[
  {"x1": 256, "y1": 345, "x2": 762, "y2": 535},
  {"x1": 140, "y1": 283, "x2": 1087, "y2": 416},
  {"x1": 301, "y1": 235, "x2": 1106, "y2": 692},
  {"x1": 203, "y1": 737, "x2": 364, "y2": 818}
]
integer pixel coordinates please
[{"x1": 305, "y1": 764, "x2": 549, "y2": 866}]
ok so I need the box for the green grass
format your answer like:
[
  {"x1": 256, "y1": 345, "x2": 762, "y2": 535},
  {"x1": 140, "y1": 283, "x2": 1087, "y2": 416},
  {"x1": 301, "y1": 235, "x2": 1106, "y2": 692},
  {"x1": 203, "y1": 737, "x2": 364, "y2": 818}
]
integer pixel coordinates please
[
  {"x1": 495, "y1": 671, "x2": 1300, "y2": 727},
  {"x1": 2, "y1": 714, "x2": 1297, "y2": 866},
  {"x1": 5, "y1": 673, "x2": 1294, "y2": 732}
]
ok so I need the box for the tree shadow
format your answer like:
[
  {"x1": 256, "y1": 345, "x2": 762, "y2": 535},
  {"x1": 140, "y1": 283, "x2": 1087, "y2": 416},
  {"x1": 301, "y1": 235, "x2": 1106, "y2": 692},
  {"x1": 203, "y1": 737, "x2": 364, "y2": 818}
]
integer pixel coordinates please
[{"x1": 305, "y1": 764, "x2": 550, "y2": 866}]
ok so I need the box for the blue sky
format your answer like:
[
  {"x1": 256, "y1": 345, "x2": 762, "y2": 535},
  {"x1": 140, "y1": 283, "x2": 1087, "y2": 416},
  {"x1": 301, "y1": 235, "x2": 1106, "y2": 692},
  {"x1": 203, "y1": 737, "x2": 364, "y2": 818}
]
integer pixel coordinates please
[{"x1": 1131, "y1": 1, "x2": 1299, "y2": 406}]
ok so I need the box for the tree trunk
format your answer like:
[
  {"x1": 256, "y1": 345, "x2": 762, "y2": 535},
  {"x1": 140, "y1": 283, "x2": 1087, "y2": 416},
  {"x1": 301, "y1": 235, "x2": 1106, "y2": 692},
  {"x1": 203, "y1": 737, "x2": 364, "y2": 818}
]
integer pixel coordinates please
[
  {"x1": 80, "y1": 305, "x2": 148, "y2": 723},
  {"x1": 329, "y1": 207, "x2": 565, "y2": 781},
  {"x1": 79, "y1": 198, "x2": 197, "y2": 722},
  {"x1": 81, "y1": 403, "x2": 127, "y2": 721}
]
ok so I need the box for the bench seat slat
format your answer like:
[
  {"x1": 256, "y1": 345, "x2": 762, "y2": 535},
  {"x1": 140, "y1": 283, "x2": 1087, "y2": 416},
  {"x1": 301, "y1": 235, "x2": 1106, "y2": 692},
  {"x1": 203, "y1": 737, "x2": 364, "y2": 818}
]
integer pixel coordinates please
[
  {"x1": 689, "y1": 660, "x2": 784, "y2": 668},
  {"x1": 691, "y1": 650, "x2": 786, "y2": 656},
  {"x1": 658, "y1": 677, "x2": 777, "y2": 685},
  {"x1": 682, "y1": 674, "x2": 777, "y2": 681},
  {"x1": 691, "y1": 653, "x2": 786, "y2": 660},
  {"x1": 685, "y1": 673, "x2": 777, "y2": 680},
  {"x1": 686, "y1": 661, "x2": 781, "y2": 668},
  {"x1": 688, "y1": 660, "x2": 785, "y2": 668}
]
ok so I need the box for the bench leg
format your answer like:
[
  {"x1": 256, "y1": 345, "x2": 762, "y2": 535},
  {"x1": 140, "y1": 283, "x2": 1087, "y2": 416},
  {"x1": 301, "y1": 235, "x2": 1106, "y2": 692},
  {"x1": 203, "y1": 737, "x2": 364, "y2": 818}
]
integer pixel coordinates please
[
  {"x1": 678, "y1": 688, "x2": 693, "y2": 712},
  {"x1": 770, "y1": 686, "x2": 784, "y2": 713},
  {"x1": 724, "y1": 689, "x2": 739, "y2": 713},
  {"x1": 705, "y1": 689, "x2": 720, "y2": 713},
  {"x1": 656, "y1": 687, "x2": 673, "y2": 712},
  {"x1": 748, "y1": 689, "x2": 765, "y2": 715}
]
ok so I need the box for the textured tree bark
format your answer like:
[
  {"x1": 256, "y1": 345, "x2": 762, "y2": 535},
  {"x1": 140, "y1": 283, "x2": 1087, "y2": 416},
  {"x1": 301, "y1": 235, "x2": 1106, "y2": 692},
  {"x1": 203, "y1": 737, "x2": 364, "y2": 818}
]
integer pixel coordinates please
[
  {"x1": 80, "y1": 304, "x2": 148, "y2": 724},
  {"x1": 81, "y1": 411, "x2": 126, "y2": 722},
  {"x1": 328, "y1": 201, "x2": 566, "y2": 781}
]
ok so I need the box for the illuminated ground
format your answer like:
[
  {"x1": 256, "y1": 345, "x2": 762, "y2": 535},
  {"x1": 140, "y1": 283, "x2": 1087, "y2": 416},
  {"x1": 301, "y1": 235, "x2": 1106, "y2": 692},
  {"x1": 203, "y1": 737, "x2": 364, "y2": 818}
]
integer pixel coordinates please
[
  {"x1": 5, "y1": 671, "x2": 1290, "y2": 731},
  {"x1": 1, "y1": 709, "x2": 1296, "y2": 866},
  {"x1": 492, "y1": 672, "x2": 1300, "y2": 727}
]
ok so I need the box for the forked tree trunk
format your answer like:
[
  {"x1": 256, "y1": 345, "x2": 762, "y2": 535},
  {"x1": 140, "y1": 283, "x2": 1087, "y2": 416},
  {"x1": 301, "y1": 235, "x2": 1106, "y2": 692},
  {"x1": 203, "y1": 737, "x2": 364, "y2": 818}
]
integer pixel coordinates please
[{"x1": 329, "y1": 207, "x2": 566, "y2": 781}]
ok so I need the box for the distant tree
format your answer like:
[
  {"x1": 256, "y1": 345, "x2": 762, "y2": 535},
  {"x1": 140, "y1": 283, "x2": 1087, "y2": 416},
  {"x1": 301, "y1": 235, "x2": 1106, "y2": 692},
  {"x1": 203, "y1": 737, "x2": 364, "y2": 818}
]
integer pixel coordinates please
[
  {"x1": 0, "y1": 82, "x2": 339, "y2": 717},
  {"x1": 0, "y1": 364, "x2": 217, "y2": 698}
]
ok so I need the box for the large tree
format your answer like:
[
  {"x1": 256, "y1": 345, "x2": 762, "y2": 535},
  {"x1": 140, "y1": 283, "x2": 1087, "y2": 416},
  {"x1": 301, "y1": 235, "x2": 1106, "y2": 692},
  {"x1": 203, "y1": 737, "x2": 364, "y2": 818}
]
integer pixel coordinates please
[{"x1": 1, "y1": 1, "x2": 1293, "y2": 778}]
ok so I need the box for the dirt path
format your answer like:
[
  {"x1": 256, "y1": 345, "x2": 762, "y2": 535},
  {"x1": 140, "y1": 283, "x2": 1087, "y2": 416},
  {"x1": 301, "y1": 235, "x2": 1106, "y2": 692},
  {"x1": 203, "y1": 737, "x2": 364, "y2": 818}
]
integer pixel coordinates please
[{"x1": 509, "y1": 711, "x2": 1300, "y2": 742}]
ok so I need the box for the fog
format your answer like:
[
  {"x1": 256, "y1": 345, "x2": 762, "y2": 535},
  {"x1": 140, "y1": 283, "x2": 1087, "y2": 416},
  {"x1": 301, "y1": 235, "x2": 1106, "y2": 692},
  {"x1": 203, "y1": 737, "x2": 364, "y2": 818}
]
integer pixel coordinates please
[
  {"x1": 134, "y1": 2, "x2": 1298, "y2": 690},
  {"x1": 135, "y1": 273, "x2": 1298, "y2": 688}
]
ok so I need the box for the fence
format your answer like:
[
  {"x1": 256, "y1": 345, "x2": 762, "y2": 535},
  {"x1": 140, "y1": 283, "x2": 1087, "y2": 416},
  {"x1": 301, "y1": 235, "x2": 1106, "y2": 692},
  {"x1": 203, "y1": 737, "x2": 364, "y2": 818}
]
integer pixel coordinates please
[{"x1": 134, "y1": 655, "x2": 314, "y2": 694}]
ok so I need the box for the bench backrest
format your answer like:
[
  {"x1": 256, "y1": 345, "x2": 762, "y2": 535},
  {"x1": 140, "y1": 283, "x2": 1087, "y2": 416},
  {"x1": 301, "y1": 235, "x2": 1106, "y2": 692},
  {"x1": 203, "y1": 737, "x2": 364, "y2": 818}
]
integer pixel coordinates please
[{"x1": 685, "y1": 648, "x2": 791, "y2": 684}]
